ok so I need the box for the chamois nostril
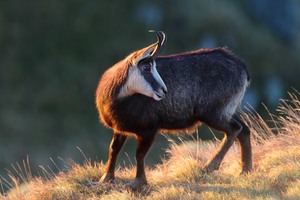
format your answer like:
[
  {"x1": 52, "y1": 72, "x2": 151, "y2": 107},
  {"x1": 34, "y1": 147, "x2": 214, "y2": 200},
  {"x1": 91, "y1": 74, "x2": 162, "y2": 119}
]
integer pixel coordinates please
[{"x1": 163, "y1": 88, "x2": 167, "y2": 94}]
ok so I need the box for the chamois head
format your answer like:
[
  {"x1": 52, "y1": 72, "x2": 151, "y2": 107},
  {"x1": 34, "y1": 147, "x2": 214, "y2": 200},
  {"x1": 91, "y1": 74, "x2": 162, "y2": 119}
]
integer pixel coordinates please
[{"x1": 118, "y1": 31, "x2": 168, "y2": 101}]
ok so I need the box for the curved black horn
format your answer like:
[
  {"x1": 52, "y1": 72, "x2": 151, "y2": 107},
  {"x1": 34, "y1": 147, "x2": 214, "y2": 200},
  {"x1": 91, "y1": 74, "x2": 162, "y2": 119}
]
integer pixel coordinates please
[{"x1": 149, "y1": 30, "x2": 166, "y2": 58}]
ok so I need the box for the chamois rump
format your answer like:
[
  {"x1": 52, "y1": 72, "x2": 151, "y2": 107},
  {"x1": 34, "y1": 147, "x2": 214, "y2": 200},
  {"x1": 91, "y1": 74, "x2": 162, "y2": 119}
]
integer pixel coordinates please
[{"x1": 96, "y1": 31, "x2": 252, "y2": 191}]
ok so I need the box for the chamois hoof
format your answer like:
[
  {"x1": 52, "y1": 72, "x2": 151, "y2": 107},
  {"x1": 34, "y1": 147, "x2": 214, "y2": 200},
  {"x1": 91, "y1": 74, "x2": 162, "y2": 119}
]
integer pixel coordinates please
[
  {"x1": 99, "y1": 173, "x2": 115, "y2": 184},
  {"x1": 203, "y1": 162, "x2": 220, "y2": 173},
  {"x1": 240, "y1": 166, "x2": 253, "y2": 175},
  {"x1": 126, "y1": 179, "x2": 147, "y2": 193}
]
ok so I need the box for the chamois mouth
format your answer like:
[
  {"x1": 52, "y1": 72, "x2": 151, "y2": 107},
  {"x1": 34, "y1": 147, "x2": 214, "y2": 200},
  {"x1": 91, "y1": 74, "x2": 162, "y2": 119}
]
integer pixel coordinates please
[{"x1": 154, "y1": 91, "x2": 165, "y2": 101}]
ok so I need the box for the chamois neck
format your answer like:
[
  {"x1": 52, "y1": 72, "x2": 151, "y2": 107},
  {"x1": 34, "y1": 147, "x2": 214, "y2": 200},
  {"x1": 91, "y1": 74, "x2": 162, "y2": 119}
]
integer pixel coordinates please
[{"x1": 96, "y1": 60, "x2": 129, "y2": 103}]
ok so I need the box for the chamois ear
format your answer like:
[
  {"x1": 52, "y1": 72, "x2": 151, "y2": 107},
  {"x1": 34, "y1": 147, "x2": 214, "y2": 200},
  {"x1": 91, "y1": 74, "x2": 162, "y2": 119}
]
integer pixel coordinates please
[
  {"x1": 133, "y1": 44, "x2": 157, "y2": 65},
  {"x1": 131, "y1": 31, "x2": 166, "y2": 66}
]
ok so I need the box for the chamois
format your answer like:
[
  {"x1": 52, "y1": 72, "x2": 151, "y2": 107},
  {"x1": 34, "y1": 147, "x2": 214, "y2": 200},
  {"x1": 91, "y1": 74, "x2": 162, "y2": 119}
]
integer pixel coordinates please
[{"x1": 96, "y1": 31, "x2": 252, "y2": 191}]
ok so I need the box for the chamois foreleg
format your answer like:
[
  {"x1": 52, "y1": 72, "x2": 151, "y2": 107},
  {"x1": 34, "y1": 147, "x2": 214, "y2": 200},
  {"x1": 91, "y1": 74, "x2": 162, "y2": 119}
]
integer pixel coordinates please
[
  {"x1": 129, "y1": 132, "x2": 156, "y2": 191},
  {"x1": 100, "y1": 132, "x2": 127, "y2": 183}
]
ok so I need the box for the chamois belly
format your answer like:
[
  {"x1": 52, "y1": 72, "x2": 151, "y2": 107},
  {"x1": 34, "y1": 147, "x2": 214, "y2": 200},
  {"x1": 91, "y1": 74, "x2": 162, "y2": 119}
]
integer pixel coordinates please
[
  {"x1": 158, "y1": 116, "x2": 202, "y2": 134},
  {"x1": 111, "y1": 105, "x2": 160, "y2": 135}
]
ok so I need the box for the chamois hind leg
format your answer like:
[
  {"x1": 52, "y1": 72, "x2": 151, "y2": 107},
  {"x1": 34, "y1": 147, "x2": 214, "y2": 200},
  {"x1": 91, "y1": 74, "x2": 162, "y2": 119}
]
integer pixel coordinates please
[
  {"x1": 100, "y1": 132, "x2": 127, "y2": 183},
  {"x1": 203, "y1": 116, "x2": 242, "y2": 172},
  {"x1": 128, "y1": 132, "x2": 156, "y2": 192},
  {"x1": 233, "y1": 114, "x2": 253, "y2": 173}
]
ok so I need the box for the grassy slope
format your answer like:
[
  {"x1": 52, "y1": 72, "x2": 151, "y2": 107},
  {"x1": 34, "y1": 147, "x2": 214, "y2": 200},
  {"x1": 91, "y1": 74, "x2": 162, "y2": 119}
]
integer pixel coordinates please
[{"x1": 1, "y1": 92, "x2": 300, "y2": 200}]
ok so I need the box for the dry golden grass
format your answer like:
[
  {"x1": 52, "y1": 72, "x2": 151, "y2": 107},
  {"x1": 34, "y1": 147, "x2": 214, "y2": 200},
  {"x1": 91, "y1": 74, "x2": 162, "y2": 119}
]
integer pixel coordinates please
[{"x1": 1, "y1": 91, "x2": 300, "y2": 199}]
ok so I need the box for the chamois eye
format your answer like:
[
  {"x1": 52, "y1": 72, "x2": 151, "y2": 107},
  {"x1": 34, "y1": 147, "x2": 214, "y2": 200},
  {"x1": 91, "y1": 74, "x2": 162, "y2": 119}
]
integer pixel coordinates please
[{"x1": 142, "y1": 64, "x2": 151, "y2": 72}]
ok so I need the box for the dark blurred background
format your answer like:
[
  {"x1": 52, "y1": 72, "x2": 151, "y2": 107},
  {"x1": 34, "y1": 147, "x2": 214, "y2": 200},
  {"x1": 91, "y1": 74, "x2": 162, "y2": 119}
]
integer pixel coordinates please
[{"x1": 1, "y1": 0, "x2": 300, "y2": 180}]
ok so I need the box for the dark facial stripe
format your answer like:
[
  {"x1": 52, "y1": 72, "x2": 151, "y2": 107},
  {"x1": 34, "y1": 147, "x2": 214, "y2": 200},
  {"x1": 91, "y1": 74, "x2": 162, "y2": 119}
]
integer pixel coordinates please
[{"x1": 143, "y1": 71, "x2": 161, "y2": 92}]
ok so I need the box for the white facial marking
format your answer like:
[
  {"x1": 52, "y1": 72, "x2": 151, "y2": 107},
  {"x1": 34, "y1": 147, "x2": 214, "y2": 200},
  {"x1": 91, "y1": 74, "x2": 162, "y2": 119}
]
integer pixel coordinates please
[
  {"x1": 118, "y1": 66, "x2": 153, "y2": 99},
  {"x1": 118, "y1": 61, "x2": 167, "y2": 101}
]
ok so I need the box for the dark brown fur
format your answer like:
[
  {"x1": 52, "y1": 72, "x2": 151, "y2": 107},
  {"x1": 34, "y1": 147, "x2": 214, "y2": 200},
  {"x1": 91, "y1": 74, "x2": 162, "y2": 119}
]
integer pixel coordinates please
[{"x1": 96, "y1": 46, "x2": 252, "y2": 191}]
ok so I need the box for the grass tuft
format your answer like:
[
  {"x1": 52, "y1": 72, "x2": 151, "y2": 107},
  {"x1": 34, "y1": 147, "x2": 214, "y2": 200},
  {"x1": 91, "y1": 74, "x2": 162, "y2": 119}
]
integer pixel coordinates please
[{"x1": 1, "y1": 91, "x2": 300, "y2": 199}]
